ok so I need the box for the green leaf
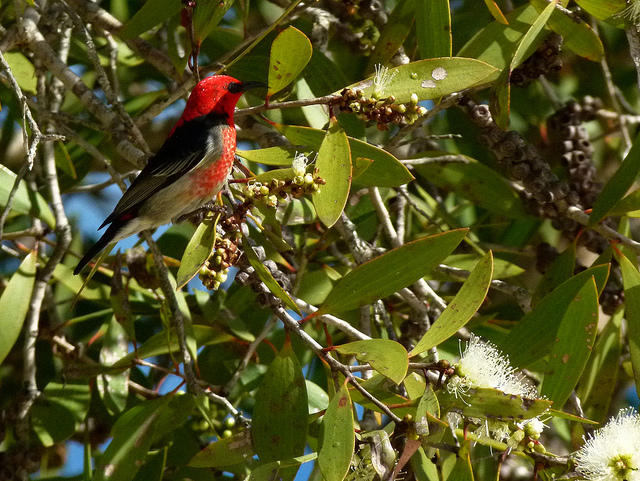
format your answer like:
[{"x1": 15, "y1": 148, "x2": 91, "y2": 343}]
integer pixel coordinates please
[
  {"x1": 412, "y1": 157, "x2": 528, "y2": 218},
  {"x1": 275, "y1": 123, "x2": 414, "y2": 187},
  {"x1": 345, "y1": 58, "x2": 497, "y2": 104},
  {"x1": 3, "y1": 52, "x2": 37, "y2": 94},
  {"x1": 253, "y1": 337, "x2": 308, "y2": 463},
  {"x1": 438, "y1": 386, "x2": 552, "y2": 421},
  {"x1": 438, "y1": 253, "x2": 523, "y2": 279},
  {"x1": 445, "y1": 441, "x2": 474, "y2": 481},
  {"x1": 458, "y1": 4, "x2": 542, "y2": 74},
  {"x1": 248, "y1": 453, "x2": 318, "y2": 481},
  {"x1": 539, "y1": 278, "x2": 598, "y2": 408},
  {"x1": 574, "y1": 0, "x2": 626, "y2": 25},
  {"x1": 94, "y1": 398, "x2": 169, "y2": 481},
  {"x1": 243, "y1": 236, "x2": 302, "y2": 315},
  {"x1": 577, "y1": 309, "x2": 622, "y2": 424},
  {"x1": 531, "y1": 241, "x2": 576, "y2": 307},
  {"x1": 490, "y1": 0, "x2": 556, "y2": 128},
  {"x1": 0, "y1": 252, "x2": 36, "y2": 366},
  {"x1": 589, "y1": 129, "x2": 640, "y2": 226},
  {"x1": 334, "y1": 340, "x2": 409, "y2": 384},
  {"x1": 410, "y1": 252, "x2": 493, "y2": 356},
  {"x1": 616, "y1": 249, "x2": 640, "y2": 400},
  {"x1": 313, "y1": 119, "x2": 352, "y2": 228},
  {"x1": 0, "y1": 165, "x2": 55, "y2": 227},
  {"x1": 483, "y1": 0, "x2": 508, "y2": 24},
  {"x1": 501, "y1": 264, "x2": 609, "y2": 368},
  {"x1": 32, "y1": 381, "x2": 91, "y2": 447},
  {"x1": 97, "y1": 317, "x2": 130, "y2": 415},
  {"x1": 530, "y1": 0, "x2": 604, "y2": 61},
  {"x1": 176, "y1": 214, "x2": 218, "y2": 289},
  {"x1": 237, "y1": 146, "x2": 314, "y2": 166},
  {"x1": 268, "y1": 26, "x2": 313, "y2": 97},
  {"x1": 192, "y1": 0, "x2": 235, "y2": 42},
  {"x1": 317, "y1": 229, "x2": 468, "y2": 316},
  {"x1": 609, "y1": 187, "x2": 640, "y2": 217},
  {"x1": 367, "y1": 0, "x2": 417, "y2": 71},
  {"x1": 416, "y1": 0, "x2": 451, "y2": 59},
  {"x1": 119, "y1": 0, "x2": 182, "y2": 39},
  {"x1": 318, "y1": 382, "x2": 355, "y2": 481},
  {"x1": 189, "y1": 430, "x2": 254, "y2": 467}
]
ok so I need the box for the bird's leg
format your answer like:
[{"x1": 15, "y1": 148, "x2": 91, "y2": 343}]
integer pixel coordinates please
[{"x1": 175, "y1": 201, "x2": 228, "y2": 225}]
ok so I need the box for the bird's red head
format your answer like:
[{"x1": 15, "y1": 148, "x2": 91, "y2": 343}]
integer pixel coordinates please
[{"x1": 178, "y1": 75, "x2": 262, "y2": 125}]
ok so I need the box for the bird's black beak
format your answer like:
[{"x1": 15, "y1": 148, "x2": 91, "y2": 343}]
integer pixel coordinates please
[{"x1": 239, "y1": 80, "x2": 267, "y2": 92}]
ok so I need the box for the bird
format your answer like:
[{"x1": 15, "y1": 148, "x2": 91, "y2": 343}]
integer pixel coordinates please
[{"x1": 74, "y1": 75, "x2": 264, "y2": 275}]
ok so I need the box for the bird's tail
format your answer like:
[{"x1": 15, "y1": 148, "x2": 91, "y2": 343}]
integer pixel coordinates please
[{"x1": 73, "y1": 223, "x2": 120, "y2": 275}]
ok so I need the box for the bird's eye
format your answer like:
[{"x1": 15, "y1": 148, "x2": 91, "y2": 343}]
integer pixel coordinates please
[{"x1": 227, "y1": 82, "x2": 244, "y2": 94}]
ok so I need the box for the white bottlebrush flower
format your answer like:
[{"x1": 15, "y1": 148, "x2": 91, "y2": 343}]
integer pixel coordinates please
[
  {"x1": 372, "y1": 64, "x2": 396, "y2": 98},
  {"x1": 575, "y1": 408, "x2": 640, "y2": 481},
  {"x1": 446, "y1": 334, "x2": 538, "y2": 399},
  {"x1": 615, "y1": 0, "x2": 640, "y2": 26},
  {"x1": 292, "y1": 152, "x2": 309, "y2": 178}
]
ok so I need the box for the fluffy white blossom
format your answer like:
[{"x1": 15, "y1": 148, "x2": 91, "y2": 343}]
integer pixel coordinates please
[
  {"x1": 616, "y1": 0, "x2": 640, "y2": 26},
  {"x1": 575, "y1": 408, "x2": 640, "y2": 481},
  {"x1": 446, "y1": 334, "x2": 538, "y2": 399},
  {"x1": 372, "y1": 64, "x2": 396, "y2": 98}
]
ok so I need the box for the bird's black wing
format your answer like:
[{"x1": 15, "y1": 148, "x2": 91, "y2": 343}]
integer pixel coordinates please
[{"x1": 101, "y1": 113, "x2": 227, "y2": 227}]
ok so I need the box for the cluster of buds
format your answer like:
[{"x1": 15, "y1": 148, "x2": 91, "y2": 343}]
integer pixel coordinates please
[
  {"x1": 198, "y1": 205, "x2": 249, "y2": 291},
  {"x1": 335, "y1": 88, "x2": 426, "y2": 131},
  {"x1": 511, "y1": 34, "x2": 563, "y2": 87},
  {"x1": 240, "y1": 154, "x2": 325, "y2": 207}
]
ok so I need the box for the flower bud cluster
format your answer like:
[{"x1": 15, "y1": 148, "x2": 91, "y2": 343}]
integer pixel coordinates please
[
  {"x1": 198, "y1": 205, "x2": 248, "y2": 291},
  {"x1": 241, "y1": 167, "x2": 325, "y2": 207},
  {"x1": 511, "y1": 34, "x2": 563, "y2": 87},
  {"x1": 235, "y1": 244, "x2": 291, "y2": 309},
  {"x1": 335, "y1": 88, "x2": 427, "y2": 131}
]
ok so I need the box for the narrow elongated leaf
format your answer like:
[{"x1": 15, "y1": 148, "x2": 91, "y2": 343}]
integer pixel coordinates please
[
  {"x1": 483, "y1": 0, "x2": 508, "y2": 24},
  {"x1": 236, "y1": 146, "x2": 314, "y2": 166},
  {"x1": 318, "y1": 382, "x2": 355, "y2": 481},
  {"x1": 0, "y1": 252, "x2": 36, "y2": 365},
  {"x1": 578, "y1": 309, "x2": 622, "y2": 424},
  {"x1": 416, "y1": 0, "x2": 451, "y2": 59},
  {"x1": 530, "y1": 0, "x2": 604, "y2": 61},
  {"x1": 574, "y1": 0, "x2": 626, "y2": 24},
  {"x1": 532, "y1": 241, "x2": 576, "y2": 307},
  {"x1": 316, "y1": 229, "x2": 468, "y2": 316},
  {"x1": 445, "y1": 441, "x2": 474, "y2": 481},
  {"x1": 97, "y1": 317, "x2": 129, "y2": 415},
  {"x1": 3, "y1": 52, "x2": 37, "y2": 93},
  {"x1": 192, "y1": 0, "x2": 235, "y2": 42},
  {"x1": 313, "y1": 119, "x2": 352, "y2": 228},
  {"x1": 268, "y1": 27, "x2": 313, "y2": 97},
  {"x1": 490, "y1": 0, "x2": 556, "y2": 128},
  {"x1": 344, "y1": 58, "x2": 497, "y2": 103},
  {"x1": 501, "y1": 264, "x2": 609, "y2": 368},
  {"x1": 252, "y1": 337, "x2": 308, "y2": 463},
  {"x1": 590, "y1": 130, "x2": 640, "y2": 226},
  {"x1": 275, "y1": 123, "x2": 413, "y2": 187},
  {"x1": 243, "y1": 236, "x2": 302, "y2": 315},
  {"x1": 412, "y1": 158, "x2": 528, "y2": 218},
  {"x1": 119, "y1": 0, "x2": 182, "y2": 39},
  {"x1": 248, "y1": 453, "x2": 317, "y2": 481},
  {"x1": 438, "y1": 387, "x2": 552, "y2": 421},
  {"x1": 616, "y1": 250, "x2": 640, "y2": 399},
  {"x1": 176, "y1": 214, "x2": 218, "y2": 289},
  {"x1": 32, "y1": 381, "x2": 91, "y2": 446},
  {"x1": 410, "y1": 252, "x2": 493, "y2": 356},
  {"x1": 0, "y1": 165, "x2": 55, "y2": 227},
  {"x1": 540, "y1": 278, "x2": 598, "y2": 408},
  {"x1": 94, "y1": 398, "x2": 169, "y2": 481},
  {"x1": 335, "y1": 340, "x2": 409, "y2": 384},
  {"x1": 368, "y1": 0, "x2": 417, "y2": 70},
  {"x1": 458, "y1": 5, "x2": 542, "y2": 73},
  {"x1": 189, "y1": 430, "x2": 254, "y2": 467}
]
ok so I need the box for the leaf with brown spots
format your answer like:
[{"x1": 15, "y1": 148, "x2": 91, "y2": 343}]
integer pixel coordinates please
[{"x1": 252, "y1": 336, "x2": 308, "y2": 469}]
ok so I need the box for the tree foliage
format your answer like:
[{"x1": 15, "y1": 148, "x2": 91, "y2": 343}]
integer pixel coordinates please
[{"x1": 2, "y1": 0, "x2": 640, "y2": 479}]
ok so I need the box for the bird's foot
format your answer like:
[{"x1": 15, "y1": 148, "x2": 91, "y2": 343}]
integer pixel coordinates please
[{"x1": 175, "y1": 202, "x2": 228, "y2": 225}]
